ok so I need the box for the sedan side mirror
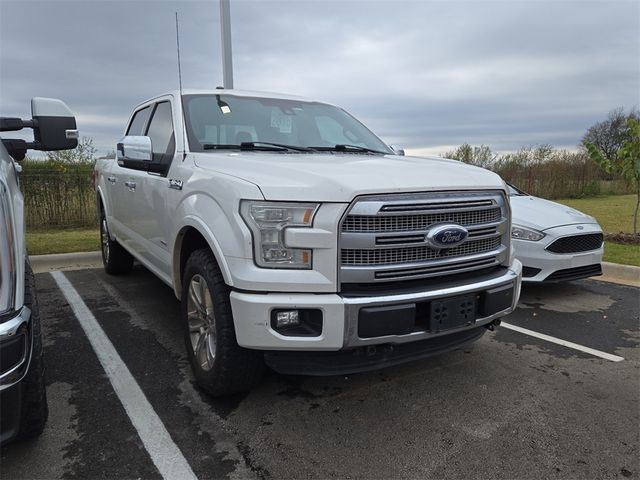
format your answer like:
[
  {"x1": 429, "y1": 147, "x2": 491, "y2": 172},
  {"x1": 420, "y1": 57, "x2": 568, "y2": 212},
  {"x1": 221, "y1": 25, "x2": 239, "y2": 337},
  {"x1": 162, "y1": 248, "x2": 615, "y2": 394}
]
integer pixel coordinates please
[
  {"x1": 31, "y1": 97, "x2": 79, "y2": 151},
  {"x1": 117, "y1": 135, "x2": 152, "y2": 170},
  {"x1": 389, "y1": 145, "x2": 405, "y2": 156}
]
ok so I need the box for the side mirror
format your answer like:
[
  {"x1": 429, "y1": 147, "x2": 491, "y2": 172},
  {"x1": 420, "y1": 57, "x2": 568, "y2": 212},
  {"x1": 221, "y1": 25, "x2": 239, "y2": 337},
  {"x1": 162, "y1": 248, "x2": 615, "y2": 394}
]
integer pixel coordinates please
[
  {"x1": 390, "y1": 145, "x2": 405, "y2": 156},
  {"x1": 31, "y1": 97, "x2": 78, "y2": 151},
  {"x1": 0, "y1": 97, "x2": 78, "y2": 160},
  {"x1": 117, "y1": 136, "x2": 152, "y2": 170}
]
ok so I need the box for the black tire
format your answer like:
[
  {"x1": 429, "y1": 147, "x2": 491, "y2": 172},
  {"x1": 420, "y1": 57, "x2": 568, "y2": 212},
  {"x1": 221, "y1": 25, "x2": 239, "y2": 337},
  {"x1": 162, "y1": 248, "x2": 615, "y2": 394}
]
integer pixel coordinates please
[
  {"x1": 100, "y1": 209, "x2": 133, "y2": 275},
  {"x1": 17, "y1": 263, "x2": 48, "y2": 439},
  {"x1": 182, "y1": 249, "x2": 264, "y2": 396}
]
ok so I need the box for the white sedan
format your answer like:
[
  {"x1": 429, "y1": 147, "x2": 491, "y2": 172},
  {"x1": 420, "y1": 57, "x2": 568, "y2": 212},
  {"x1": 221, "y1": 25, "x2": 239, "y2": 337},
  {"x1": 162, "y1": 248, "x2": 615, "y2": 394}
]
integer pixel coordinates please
[{"x1": 508, "y1": 184, "x2": 604, "y2": 282}]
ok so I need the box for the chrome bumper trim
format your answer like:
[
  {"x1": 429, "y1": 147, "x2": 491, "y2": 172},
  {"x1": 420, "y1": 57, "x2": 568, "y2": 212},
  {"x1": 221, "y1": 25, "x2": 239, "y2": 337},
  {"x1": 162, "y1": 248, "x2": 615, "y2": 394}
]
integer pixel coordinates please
[{"x1": 0, "y1": 306, "x2": 33, "y2": 391}]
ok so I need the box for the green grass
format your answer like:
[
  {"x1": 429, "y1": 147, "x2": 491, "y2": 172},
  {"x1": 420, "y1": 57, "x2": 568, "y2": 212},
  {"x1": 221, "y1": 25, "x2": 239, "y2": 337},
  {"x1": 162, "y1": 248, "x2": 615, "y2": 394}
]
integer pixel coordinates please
[
  {"x1": 558, "y1": 194, "x2": 636, "y2": 233},
  {"x1": 604, "y1": 241, "x2": 640, "y2": 267},
  {"x1": 556, "y1": 194, "x2": 638, "y2": 267},
  {"x1": 27, "y1": 228, "x2": 100, "y2": 256}
]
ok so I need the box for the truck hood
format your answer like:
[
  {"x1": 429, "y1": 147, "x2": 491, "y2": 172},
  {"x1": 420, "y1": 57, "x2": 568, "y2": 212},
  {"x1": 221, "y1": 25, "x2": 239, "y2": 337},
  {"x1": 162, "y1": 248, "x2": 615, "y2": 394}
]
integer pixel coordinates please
[
  {"x1": 192, "y1": 152, "x2": 506, "y2": 202},
  {"x1": 510, "y1": 195, "x2": 599, "y2": 231}
]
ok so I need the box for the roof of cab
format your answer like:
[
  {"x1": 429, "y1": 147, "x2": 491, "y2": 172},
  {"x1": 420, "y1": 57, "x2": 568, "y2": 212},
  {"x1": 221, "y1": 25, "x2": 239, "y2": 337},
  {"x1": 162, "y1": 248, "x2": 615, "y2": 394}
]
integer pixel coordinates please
[{"x1": 133, "y1": 89, "x2": 320, "y2": 110}]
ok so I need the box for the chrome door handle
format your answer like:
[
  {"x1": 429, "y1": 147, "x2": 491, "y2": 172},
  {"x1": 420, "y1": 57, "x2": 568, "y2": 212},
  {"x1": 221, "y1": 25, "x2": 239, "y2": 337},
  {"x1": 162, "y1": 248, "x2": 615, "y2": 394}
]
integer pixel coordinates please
[
  {"x1": 107, "y1": 176, "x2": 116, "y2": 184},
  {"x1": 124, "y1": 181, "x2": 137, "y2": 190}
]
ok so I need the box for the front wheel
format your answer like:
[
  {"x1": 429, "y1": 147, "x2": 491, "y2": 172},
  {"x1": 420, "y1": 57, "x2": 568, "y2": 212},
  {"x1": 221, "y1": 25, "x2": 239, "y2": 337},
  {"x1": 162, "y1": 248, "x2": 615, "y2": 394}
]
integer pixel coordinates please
[
  {"x1": 18, "y1": 263, "x2": 48, "y2": 440},
  {"x1": 182, "y1": 249, "x2": 264, "y2": 396}
]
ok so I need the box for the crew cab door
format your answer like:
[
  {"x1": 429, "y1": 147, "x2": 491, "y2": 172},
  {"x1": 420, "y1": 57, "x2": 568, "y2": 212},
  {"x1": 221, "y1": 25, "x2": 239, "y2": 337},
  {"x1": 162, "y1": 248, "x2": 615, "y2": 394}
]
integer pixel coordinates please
[
  {"x1": 135, "y1": 100, "x2": 176, "y2": 277},
  {"x1": 110, "y1": 105, "x2": 152, "y2": 249}
]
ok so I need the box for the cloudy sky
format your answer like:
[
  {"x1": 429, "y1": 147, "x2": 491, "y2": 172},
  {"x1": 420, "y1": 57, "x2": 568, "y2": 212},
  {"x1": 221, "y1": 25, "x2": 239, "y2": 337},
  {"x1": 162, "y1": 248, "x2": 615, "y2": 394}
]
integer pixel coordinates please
[{"x1": 1, "y1": 0, "x2": 638, "y2": 156}]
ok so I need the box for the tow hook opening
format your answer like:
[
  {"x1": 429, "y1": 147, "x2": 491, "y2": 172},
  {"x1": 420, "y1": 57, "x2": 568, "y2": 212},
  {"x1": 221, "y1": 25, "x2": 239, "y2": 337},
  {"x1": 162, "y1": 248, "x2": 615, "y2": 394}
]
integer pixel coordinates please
[{"x1": 485, "y1": 319, "x2": 502, "y2": 331}]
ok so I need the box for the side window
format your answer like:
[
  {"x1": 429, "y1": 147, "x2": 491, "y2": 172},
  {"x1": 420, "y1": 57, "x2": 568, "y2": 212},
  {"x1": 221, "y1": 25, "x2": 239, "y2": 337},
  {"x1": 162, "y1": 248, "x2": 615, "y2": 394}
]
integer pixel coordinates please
[
  {"x1": 126, "y1": 106, "x2": 151, "y2": 135},
  {"x1": 145, "y1": 102, "x2": 175, "y2": 165}
]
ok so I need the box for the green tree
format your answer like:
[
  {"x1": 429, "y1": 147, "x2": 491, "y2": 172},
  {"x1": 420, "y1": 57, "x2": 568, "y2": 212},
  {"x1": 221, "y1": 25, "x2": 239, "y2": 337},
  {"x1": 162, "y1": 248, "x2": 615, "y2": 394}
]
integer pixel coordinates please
[{"x1": 584, "y1": 118, "x2": 640, "y2": 233}]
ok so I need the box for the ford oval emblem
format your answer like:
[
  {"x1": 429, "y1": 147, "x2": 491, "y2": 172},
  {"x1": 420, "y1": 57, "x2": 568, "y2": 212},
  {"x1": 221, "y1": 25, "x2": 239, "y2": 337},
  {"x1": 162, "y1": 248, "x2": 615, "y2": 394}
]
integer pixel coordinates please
[{"x1": 427, "y1": 224, "x2": 469, "y2": 248}]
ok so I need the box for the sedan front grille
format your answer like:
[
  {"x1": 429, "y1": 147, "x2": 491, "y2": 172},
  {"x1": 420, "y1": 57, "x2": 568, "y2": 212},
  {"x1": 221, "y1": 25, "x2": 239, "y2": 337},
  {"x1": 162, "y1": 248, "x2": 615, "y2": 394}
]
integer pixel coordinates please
[
  {"x1": 339, "y1": 191, "x2": 510, "y2": 286},
  {"x1": 546, "y1": 233, "x2": 603, "y2": 254}
]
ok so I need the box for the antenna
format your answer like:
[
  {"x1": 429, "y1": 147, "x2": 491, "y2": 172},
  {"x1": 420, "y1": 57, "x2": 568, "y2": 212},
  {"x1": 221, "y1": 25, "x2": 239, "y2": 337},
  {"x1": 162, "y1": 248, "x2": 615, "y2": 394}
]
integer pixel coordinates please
[{"x1": 175, "y1": 12, "x2": 187, "y2": 161}]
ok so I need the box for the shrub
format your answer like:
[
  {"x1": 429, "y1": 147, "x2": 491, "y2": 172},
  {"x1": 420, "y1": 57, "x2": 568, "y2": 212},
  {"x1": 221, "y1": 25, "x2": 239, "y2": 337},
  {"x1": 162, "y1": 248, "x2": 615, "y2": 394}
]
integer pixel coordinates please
[{"x1": 20, "y1": 137, "x2": 97, "y2": 229}]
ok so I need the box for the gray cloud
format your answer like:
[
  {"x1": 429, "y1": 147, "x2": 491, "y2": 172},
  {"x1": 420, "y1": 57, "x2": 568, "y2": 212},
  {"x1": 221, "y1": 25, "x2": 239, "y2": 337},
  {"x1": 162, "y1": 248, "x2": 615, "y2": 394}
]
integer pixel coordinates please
[{"x1": 1, "y1": 0, "x2": 638, "y2": 155}]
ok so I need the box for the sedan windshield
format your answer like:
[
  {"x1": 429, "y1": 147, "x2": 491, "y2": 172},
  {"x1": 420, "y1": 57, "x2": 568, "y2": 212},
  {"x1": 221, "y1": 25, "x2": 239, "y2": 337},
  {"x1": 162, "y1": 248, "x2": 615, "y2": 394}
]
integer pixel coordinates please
[{"x1": 182, "y1": 94, "x2": 393, "y2": 155}]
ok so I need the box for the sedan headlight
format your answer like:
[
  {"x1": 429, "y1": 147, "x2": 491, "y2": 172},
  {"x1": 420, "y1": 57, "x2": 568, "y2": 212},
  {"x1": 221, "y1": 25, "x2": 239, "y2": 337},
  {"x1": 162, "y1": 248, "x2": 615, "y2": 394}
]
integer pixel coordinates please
[
  {"x1": 240, "y1": 201, "x2": 319, "y2": 269},
  {"x1": 511, "y1": 224, "x2": 545, "y2": 241},
  {"x1": 0, "y1": 183, "x2": 17, "y2": 318}
]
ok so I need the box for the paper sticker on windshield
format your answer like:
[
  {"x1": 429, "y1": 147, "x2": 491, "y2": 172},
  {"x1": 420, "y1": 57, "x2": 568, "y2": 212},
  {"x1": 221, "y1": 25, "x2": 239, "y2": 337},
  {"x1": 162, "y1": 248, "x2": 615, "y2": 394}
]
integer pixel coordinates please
[{"x1": 270, "y1": 108, "x2": 292, "y2": 134}]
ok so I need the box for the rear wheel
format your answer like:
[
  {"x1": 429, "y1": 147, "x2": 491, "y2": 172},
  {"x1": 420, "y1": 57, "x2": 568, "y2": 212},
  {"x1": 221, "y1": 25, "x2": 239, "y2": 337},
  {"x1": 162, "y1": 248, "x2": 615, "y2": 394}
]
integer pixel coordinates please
[
  {"x1": 100, "y1": 210, "x2": 133, "y2": 274},
  {"x1": 17, "y1": 263, "x2": 48, "y2": 440},
  {"x1": 182, "y1": 249, "x2": 264, "y2": 396}
]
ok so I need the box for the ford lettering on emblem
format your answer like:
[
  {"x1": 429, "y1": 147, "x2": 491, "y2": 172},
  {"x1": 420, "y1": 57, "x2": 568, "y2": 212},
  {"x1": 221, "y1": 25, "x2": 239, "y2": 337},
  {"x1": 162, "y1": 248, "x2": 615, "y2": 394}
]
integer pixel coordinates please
[{"x1": 427, "y1": 224, "x2": 469, "y2": 248}]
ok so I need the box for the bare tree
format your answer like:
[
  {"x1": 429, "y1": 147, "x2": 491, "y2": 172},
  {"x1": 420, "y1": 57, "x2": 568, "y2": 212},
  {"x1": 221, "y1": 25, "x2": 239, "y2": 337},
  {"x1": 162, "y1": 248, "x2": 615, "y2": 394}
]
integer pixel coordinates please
[
  {"x1": 582, "y1": 107, "x2": 639, "y2": 165},
  {"x1": 443, "y1": 143, "x2": 496, "y2": 169}
]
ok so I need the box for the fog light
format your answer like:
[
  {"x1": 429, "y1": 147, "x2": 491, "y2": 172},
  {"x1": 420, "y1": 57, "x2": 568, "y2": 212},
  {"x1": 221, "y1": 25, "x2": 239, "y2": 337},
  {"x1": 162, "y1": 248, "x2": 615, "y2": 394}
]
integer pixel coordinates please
[{"x1": 275, "y1": 310, "x2": 300, "y2": 328}]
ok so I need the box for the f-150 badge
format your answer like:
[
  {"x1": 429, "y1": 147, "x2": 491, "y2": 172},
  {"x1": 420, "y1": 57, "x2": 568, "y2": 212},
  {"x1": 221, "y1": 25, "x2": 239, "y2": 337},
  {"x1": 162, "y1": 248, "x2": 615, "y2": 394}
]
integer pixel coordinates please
[{"x1": 169, "y1": 179, "x2": 183, "y2": 190}]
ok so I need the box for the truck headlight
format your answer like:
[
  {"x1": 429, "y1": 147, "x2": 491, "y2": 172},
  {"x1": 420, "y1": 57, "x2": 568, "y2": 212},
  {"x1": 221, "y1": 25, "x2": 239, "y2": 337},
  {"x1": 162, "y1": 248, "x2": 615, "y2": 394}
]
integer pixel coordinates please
[
  {"x1": 0, "y1": 183, "x2": 18, "y2": 319},
  {"x1": 511, "y1": 224, "x2": 545, "y2": 241},
  {"x1": 240, "y1": 201, "x2": 319, "y2": 269}
]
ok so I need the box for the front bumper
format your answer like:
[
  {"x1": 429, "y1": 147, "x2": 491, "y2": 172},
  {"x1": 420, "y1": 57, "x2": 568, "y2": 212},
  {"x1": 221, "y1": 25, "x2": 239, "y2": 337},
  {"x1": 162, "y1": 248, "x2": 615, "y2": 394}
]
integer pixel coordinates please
[
  {"x1": 0, "y1": 306, "x2": 32, "y2": 391},
  {"x1": 0, "y1": 306, "x2": 32, "y2": 445},
  {"x1": 230, "y1": 260, "x2": 521, "y2": 351},
  {"x1": 514, "y1": 224, "x2": 604, "y2": 282}
]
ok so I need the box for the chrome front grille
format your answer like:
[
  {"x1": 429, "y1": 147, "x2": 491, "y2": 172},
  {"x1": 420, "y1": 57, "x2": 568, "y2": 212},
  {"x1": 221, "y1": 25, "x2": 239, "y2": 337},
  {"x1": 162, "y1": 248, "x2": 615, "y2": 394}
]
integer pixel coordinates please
[{"x1": 339, "y1": 191, "x2": 510, "y2": 285}]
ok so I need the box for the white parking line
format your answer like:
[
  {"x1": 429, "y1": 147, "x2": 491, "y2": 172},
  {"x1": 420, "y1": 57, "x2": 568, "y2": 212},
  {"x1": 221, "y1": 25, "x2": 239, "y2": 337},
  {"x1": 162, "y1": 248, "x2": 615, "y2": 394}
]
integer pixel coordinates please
[
  {"x1": 51, "y1": 271, "x2": 198, "y2": 480},
  {"x1": 501, "y1": 322, "x2": 625, "y2": 362}
]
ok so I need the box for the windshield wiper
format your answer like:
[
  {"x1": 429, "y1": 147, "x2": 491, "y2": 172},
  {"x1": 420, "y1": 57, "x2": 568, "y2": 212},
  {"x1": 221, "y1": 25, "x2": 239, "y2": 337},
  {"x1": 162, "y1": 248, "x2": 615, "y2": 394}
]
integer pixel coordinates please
[
  {"x1": 244, "y1": 141, "x2": 315, "y2": 152},
  {"x1": 203, "y1": 142, "x2": 313, "y2": 152},
  {"x1": 309, "y1": 144, "x2": 388, "y2": 155}
]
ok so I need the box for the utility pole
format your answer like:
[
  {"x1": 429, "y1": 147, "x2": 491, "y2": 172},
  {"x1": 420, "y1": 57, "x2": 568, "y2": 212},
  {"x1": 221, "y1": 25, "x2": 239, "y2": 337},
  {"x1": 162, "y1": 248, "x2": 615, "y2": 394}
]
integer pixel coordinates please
[{"x1": 220, "y1": 0, "x2": 234, "y2": 89}]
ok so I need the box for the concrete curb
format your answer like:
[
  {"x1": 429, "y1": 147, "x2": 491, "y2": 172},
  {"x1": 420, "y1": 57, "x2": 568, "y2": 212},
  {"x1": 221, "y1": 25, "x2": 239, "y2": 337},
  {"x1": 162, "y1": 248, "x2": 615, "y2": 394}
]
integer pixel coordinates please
[
  {"x1": 600, "y1": 261, "x2": 640, "y2": 287},
  {"x1": 30, "y1": 251, "x2": 103, "y2": 274}
]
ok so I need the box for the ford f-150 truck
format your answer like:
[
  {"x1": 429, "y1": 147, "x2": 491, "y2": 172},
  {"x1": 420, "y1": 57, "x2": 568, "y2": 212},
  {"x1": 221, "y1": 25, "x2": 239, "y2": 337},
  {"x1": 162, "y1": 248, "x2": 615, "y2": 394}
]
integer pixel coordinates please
[
  {"x1": 94, "y1": 89, "x2": 522, "y2": 396},
  {"x1": 0, "y1": 98, "x2": 78, "y2": 444}
]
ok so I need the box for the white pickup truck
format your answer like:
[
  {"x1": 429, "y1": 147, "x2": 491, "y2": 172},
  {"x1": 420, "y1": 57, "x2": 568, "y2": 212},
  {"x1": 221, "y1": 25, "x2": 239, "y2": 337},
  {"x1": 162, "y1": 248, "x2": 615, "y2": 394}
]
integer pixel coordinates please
[
  {"x1": 94, "y1": 89, "x2": 522, "y2": 396},
  {"x1": 1, "y1": 98, "x2": 78, "y2": 444}
]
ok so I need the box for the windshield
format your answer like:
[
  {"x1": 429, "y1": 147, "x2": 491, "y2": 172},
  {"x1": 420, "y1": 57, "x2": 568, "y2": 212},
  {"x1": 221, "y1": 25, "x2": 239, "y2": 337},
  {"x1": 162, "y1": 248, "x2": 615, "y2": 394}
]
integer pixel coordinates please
[{"x1": 182, "y1": 94, "x2": 393, "y2": 154}]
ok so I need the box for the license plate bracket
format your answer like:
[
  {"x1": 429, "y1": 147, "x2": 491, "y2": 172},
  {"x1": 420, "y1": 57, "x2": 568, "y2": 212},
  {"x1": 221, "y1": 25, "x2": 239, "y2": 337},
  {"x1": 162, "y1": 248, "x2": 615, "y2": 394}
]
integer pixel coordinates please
[{"x1": 429, "y1": 294, "x2": 477, "y2": 332}]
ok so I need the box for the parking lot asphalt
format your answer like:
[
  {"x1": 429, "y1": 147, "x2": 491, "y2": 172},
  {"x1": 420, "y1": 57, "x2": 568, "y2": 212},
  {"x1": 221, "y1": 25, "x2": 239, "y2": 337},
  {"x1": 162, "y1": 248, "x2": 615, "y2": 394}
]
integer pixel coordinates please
[{"x1": 2, "y1": 267, "x2": 639, "y2": 480}]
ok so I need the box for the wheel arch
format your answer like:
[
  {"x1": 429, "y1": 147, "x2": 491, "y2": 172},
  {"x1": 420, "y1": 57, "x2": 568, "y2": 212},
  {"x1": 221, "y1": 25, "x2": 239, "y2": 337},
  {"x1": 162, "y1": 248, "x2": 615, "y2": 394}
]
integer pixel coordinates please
[
  {"x1": 173, "y1": 219, "x2": 233, "y2": 299},
  {"x1": 96, "y1": 187, "x2": 108, "y2": 218}
]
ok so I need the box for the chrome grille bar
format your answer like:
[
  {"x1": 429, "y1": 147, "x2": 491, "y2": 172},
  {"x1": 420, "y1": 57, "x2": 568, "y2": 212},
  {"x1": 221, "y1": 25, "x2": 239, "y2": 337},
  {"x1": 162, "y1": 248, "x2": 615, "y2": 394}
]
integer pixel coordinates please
[
  {"x1": 342, "y1": 207, "x2": 502, "y2": 233},
  {"x1": 342, "y1": 237, "x2": 502, "y2": 265}
]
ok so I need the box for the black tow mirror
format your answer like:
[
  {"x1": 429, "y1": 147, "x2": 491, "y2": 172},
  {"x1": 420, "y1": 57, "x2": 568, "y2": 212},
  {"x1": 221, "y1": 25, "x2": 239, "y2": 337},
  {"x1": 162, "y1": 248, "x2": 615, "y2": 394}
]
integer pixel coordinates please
[
  {"x1": 0, "y1": 97, "x2": 78, "y2": 160},
  {"x1": 31, "y1": 97, "x2": 79, "y2": 151}
]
